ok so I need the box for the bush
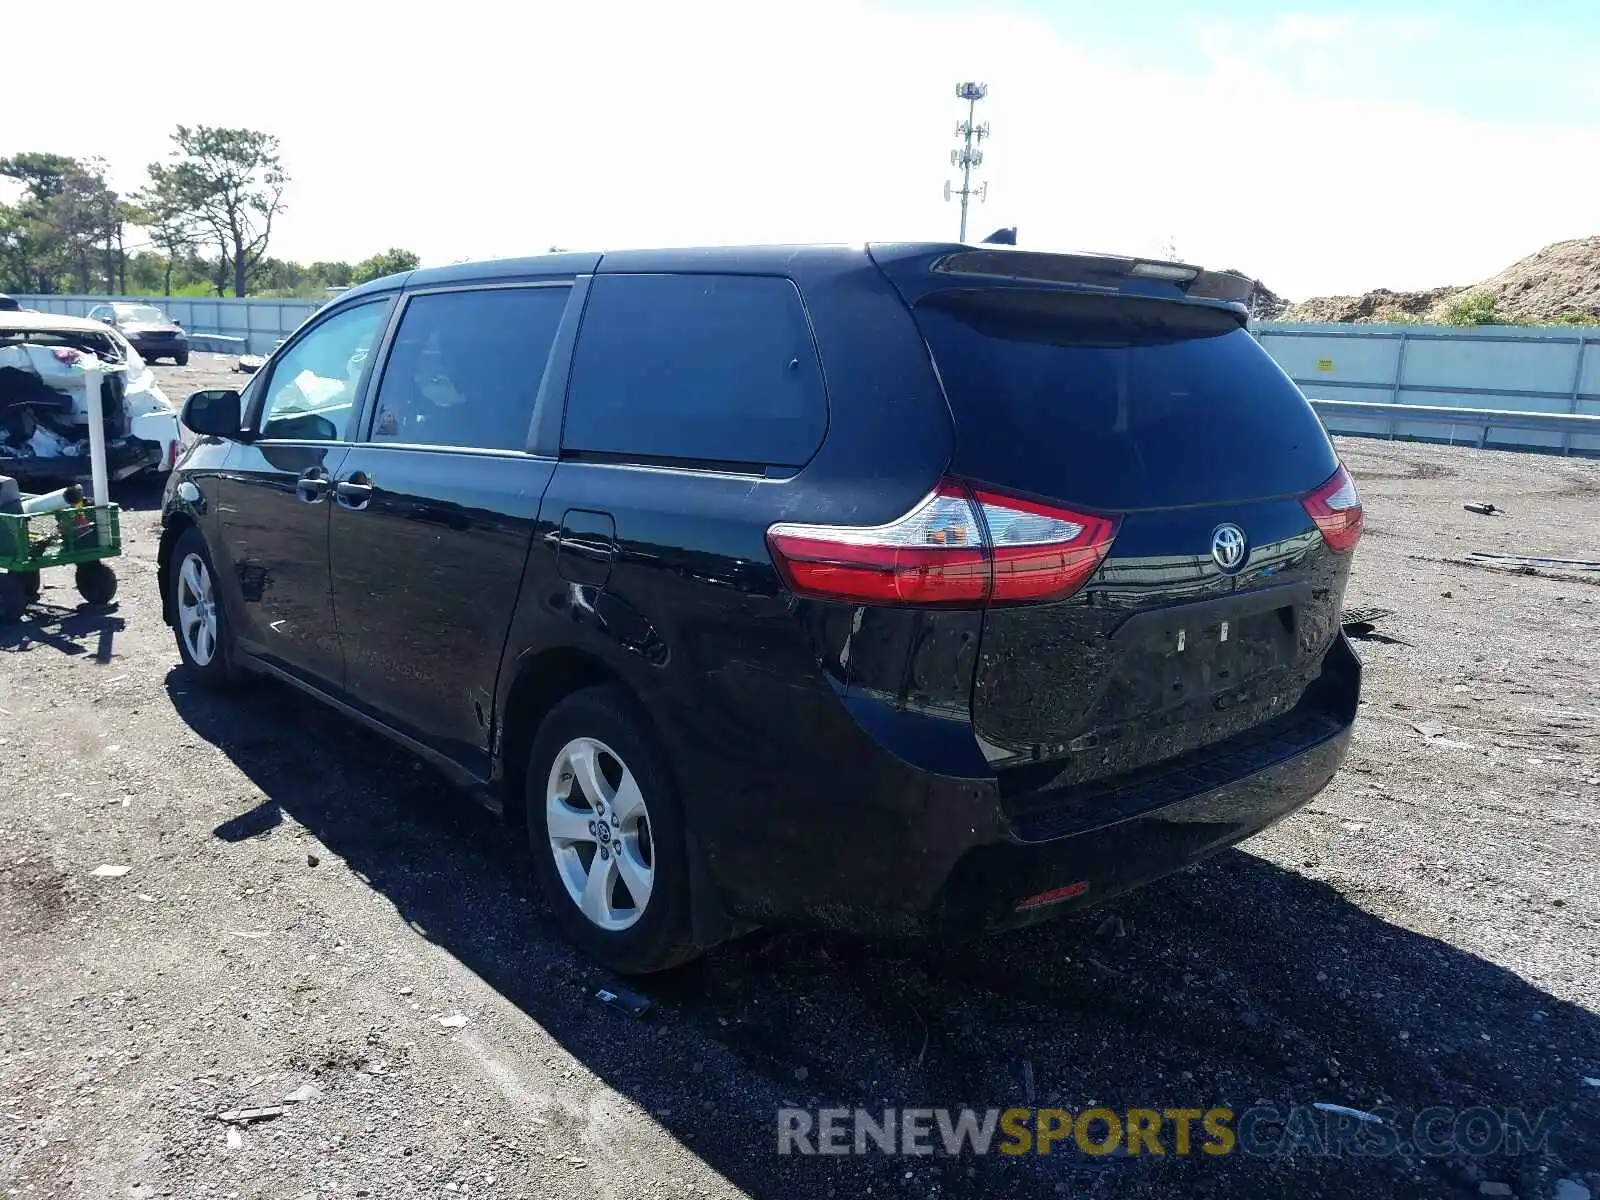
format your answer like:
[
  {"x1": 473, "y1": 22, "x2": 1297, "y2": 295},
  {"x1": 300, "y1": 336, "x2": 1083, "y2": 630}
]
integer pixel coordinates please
[
  {"x1": 1370, "y1": 306, "x2": 1424, "y2": 325},
  {"x1": 1441, "y1": 291, "x2": 1512, "y2": 326}
]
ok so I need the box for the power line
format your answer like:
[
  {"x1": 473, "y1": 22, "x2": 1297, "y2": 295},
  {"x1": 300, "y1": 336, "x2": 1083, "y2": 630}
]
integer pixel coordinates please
[{"x1": 944, "y1": 82, "x2": 989, "y2": 242}]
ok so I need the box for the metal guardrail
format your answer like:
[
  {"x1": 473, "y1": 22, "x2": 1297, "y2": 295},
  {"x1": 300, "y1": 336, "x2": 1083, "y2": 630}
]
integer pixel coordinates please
[
  {"x1": 185, "y1": 333, "x2": 249, "y2": 353},
  {"x1": 1308, "y1": 398, "x2": 1600, "y2": 453}
]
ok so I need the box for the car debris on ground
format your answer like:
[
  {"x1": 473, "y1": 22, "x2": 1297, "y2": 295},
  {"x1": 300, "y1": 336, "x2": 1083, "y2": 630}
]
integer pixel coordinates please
[
  {"x1": 1311, "y1": 1101, "x2": 1385, "y2": 1125},
  {"x1": 215, "y1": 1105, "x2": 286, "y2": 1125},
  {"x1": 594, "y1": 985, "x2": 653, "y2": 1018},
  {"x1": 1463, "y1": 502, "x2": 1501, "y2": 515},
  {"x1": 1466, "y1": 551, "x2": 1600, "y2": 576}
]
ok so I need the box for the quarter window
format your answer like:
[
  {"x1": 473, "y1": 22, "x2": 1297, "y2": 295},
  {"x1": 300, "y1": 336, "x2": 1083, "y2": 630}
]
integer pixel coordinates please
[{"x1": 563, "y1": 274, "x2": 827, "y2": 467}]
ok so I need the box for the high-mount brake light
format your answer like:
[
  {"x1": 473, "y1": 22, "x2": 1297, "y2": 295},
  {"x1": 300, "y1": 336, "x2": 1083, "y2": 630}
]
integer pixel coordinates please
[
  {"x1": 1129, "y1": 261, "x2": 1200, "y2": 282},
  {"x1": 1301, "y1": 463, "x2": 1364, "y2": 552},
  {"x1": 766, "y1": 480, "x2": 1118, "y2": 606}
]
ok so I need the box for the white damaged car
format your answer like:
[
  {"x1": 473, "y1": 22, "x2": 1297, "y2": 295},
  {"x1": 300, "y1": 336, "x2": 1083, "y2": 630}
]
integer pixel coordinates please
[{"x1": 0, "y1": 311, "x2": 183, "y2": 484}]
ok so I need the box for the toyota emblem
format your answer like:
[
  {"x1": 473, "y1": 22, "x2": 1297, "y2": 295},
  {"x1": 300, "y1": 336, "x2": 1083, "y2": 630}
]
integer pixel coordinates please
[{"x1": 1210, "y1": 524, "x2": 1248, "y2": 573}]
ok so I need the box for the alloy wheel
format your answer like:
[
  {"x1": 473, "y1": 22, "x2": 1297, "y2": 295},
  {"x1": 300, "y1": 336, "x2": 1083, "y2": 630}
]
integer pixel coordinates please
[
  {"x1": 176, "y1": 552, "x2": 218, "y2": 666},
  {"x1": 545, "y1": 736, "x2": 655, "y2": 932}
]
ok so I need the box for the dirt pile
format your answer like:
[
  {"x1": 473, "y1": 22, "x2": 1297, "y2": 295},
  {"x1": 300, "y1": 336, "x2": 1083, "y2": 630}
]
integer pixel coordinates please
[
  {"x1": 1280, "y1": 236, "x2": 1600, "y2": 324},
  {"x1": 1473, "y1": 236, "x2": 1600, "y2": 322},
  {"x1": 1282, "y1": 286, "x2": 1464, "y2": 325}
]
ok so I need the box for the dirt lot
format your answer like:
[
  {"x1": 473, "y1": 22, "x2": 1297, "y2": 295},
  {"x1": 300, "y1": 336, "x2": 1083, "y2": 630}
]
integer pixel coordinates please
[{"x1": 3, "y1": 367, "x2": 1598, "y2": 1199}]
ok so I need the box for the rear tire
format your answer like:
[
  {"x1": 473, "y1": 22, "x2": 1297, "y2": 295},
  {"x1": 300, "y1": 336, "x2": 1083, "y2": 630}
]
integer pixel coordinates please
[
  {"x1": 526, "y1": 685, "x2": 698, "y2": 974},
  {"x1": 18, "y1": 571, "x2": 40, "y2": 603},
  {"x1": 75, "y1": 562, "x2": 117, "y2": 606},
  {"x1": 169, "y1": 528, "x2": 234, "y2": 688}
]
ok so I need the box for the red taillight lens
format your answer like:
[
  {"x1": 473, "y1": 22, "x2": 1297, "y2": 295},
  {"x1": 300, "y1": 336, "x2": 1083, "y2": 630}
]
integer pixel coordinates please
[
  {"x1": 970, "y1": 487, "x2": 1119, "y2": 603},
  {"x1": 1302, "y1": 464, "x2": 1363, "y2": 553},
  {"x1": 766, "y1": 480, "x2": 1118, "y2": 607}
]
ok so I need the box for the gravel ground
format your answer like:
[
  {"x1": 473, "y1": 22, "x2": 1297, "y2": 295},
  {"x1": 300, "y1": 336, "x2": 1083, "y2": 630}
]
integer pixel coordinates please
[
  {"x1": 3, "y1": 378, "x2": 1599, "y2": 1199},
  {"x1": 147, "y1": 351, "x2": 251, "y2": 406}
]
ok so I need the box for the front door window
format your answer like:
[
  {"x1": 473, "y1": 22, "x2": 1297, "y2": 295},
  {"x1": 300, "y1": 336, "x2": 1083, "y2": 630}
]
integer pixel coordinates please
[{"x1": 257, "y1": 302, "x2": 388, "y2": 441}]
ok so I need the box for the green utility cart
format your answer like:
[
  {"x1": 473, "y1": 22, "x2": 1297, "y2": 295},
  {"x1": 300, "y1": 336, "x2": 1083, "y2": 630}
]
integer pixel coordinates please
[{"x1": 0, "y1": 501, "x2": 121, "y2": 623}]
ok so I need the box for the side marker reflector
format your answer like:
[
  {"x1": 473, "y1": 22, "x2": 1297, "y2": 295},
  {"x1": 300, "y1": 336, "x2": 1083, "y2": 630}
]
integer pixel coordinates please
[{"x1": 1015, "y1": 880, "x2": 1090, "y2": 911}]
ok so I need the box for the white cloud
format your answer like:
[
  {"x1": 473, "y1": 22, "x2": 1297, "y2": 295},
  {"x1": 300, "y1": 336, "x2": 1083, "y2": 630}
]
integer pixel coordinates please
[{"x1": 5, "y1": 0, "x2": 1595, "y2": 299}]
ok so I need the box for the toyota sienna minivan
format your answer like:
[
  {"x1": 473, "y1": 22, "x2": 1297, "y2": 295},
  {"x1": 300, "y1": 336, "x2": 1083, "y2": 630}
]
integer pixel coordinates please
[{"x1": 161, "y1": 243, "x2": 1363, "y2": 973}]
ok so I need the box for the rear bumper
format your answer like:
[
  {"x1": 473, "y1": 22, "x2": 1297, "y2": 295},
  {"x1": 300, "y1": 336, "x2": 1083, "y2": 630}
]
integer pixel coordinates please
[
  {"x1": 129, "y1": 336, "x2": 187, "y2": 357},
  {"x1": 130, "y1": 411, "x2": 183, "y2": 474},
  {"x1": 689, "y1": 633, "x2": 1360, "y2": 941},
  {"x1": 929, "y1": 717, "x2": 1351, "y2": 939},
  {"x1": 0, "y1": 437, "x2": 163, "y2": 484}
]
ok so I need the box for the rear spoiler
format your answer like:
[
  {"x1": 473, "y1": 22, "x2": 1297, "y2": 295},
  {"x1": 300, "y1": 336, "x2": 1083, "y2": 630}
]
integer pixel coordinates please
[{"x1": 867, "y1": 243, "x2": 1256, "y2": 317}]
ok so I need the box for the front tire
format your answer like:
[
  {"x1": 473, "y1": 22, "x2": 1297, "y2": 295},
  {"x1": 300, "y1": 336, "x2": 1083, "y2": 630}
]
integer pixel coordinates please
[
  {"x1": 526, "y1": 686, "x2": 698, "y2": 974},
  {"x1": 174, "y1": 351, "x2": 190, "y2": 367},
  {"x1": 75, "y1": 561, "x2": 117, "y2": 606},
  {"x1": 169, "y1": 528, "x2": 233, "y2": 687}
]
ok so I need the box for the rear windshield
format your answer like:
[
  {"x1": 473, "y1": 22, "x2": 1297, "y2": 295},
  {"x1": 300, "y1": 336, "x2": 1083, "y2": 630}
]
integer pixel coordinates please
[{"x1": 915, "y1": 290, "x2": 1337, "y2": 509}]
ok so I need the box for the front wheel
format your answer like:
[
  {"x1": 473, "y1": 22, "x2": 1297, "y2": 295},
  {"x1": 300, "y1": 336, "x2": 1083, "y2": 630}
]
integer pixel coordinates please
[
  {"x1": 526, "y1": 686, "x2": 698, "y2": 974},
  {"x1": 75, "y1": 561, "x2": 117, "y2": 606},
  {"x1": 174, "y1": 351, "x2": 189, "y2": 367},
  {"x1": 169, "y1": 529, "x2": 233, "y2": 687}
]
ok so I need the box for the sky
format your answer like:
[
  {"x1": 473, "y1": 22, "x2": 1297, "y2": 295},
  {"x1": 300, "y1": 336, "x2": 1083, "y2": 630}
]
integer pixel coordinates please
[{"x1": 6, "y1": 0, "x2": 1599, "y2": 299}]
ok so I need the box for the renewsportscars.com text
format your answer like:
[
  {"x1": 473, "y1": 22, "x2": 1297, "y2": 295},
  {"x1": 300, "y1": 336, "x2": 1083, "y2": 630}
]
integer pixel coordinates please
[{"x1": 777, "y1": 1105, "x2": 1559, "y2": 1159}]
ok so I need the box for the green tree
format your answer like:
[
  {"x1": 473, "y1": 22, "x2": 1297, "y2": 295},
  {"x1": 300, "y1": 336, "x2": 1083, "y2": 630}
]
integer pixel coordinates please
[
  {"x1": 307, "y1": 261, "x2": 353, "y2": 289},
  {"x1": 352, "y1": 248, "x2": 420, "y2": 285},
  {"x1": 130, "y1": 172, "x2": 206, "y2": 297},
  {"x1": 0, "y1": 153, "x2": 121, "y2": 293},
  {"x1": 146, "y1": 126, "x2": 287, "y2": 297},
  {"x1": 0, "y1": 203, "x2": 35, "y2": 293}
]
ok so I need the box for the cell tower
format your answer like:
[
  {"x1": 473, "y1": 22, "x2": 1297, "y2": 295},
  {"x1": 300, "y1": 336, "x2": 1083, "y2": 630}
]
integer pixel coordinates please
[{"x1": 944, "y1": 82, "x2": 989, "y2": 242}]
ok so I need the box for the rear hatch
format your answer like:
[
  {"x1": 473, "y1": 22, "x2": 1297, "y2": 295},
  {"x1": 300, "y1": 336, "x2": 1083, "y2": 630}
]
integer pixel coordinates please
[{"x1": 872, "y1": 247, "x2": 1359, "y2": 796}]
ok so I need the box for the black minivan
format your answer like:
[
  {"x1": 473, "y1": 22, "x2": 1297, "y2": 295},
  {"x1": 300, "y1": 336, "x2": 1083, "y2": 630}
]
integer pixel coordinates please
[{"x1": 161, "y1": 244, "x2": 1363, "y2": 973}]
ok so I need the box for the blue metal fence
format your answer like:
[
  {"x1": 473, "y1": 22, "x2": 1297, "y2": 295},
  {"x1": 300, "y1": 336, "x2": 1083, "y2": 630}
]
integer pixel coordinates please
[
  {"x1": 13, "y1": 294, "x2": 1599, "y2": 456},
  {"x1": 1255, "y1": 321, "x2": 1600, "y2": 456},
  {"x1": 12, "y1": 293, "x2": 324, "y2": 356}
]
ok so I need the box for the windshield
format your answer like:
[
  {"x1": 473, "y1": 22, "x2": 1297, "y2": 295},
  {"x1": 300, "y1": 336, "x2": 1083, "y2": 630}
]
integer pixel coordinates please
[
  {"x1": 115, "y1": 304, "x2": 169, "y2": 323},
  {"x1": 915, "y1": 289, "x2": 1338, "y2": 509}
]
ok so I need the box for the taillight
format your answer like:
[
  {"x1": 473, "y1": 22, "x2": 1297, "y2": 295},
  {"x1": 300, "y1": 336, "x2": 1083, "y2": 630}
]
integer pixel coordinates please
[
  {"x1": 766, "y1": 479, "x2": 1118, "y2": 607},
  {"x1": 1302, "y1": 463, "x2": 1363, "y2": 552}
]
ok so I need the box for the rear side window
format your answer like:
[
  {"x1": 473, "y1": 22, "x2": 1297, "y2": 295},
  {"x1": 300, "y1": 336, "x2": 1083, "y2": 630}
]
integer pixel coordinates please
[
  {"x1": 369, "y1": 286, "x2": 569, "y2": 451},
  {"x1": 915, "y1": 291, "x2": 1338, "y2": 509},
  {"x1": 563, "y1": 274, "x2": 826, "y2": 467}
]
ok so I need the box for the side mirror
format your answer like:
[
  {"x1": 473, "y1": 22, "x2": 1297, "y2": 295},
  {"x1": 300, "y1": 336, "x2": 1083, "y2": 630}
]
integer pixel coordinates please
[
  {"x1": 173, "y1": 319, "x2": 183, "y2": 329},
  {"x1": 182, "y1": 389, "x2": 244, "y2": 440}
]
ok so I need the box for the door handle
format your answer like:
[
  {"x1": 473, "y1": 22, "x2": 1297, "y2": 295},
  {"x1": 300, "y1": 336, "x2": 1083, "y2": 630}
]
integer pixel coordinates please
[
  {"x1": 296, "y1": 470, "x2": 330, "y2": 504},
  {"x1": 335, "y1": 474, "x2": 373, "y2": 510}
]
